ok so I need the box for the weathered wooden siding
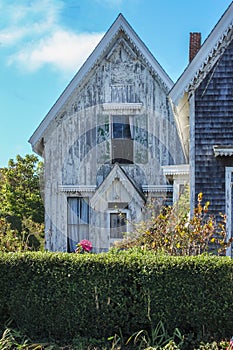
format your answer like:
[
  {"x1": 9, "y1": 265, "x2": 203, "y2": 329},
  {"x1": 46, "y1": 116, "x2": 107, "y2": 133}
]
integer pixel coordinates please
[
  {"x1": 43, "y1": 31, "x2": 185, "y2": 251},
  {"x1": 194, "y1": 38, "x2": 233, "y2": 216},
  {"x1": 54, "y1": 33, "x2": 185, "y2": 186}
]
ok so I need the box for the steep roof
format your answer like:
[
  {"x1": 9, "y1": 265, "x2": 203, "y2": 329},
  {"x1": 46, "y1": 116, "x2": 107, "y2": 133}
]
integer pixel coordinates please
[
  {"x1": 29, "y1": 13, "x2": 173, "y2": 155},
  {"x1": 170, "y1": 2, "x2": 233, "y2": 105}
]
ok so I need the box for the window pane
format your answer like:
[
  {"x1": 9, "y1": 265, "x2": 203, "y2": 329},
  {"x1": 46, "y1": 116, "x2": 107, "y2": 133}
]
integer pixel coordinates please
[
  {"x1": 80, "y1": 198, "x2": 89, "y2": 223},
  {"x1": 113, "y1": 116, "x2": 131, "y2": 139},
  {"x1": 67, "y1": 197, "x2": 89, "y2": 252},
  {"x1": 67, "y1": 198, "x2": 79, "y2": 224},
  {"x1": 79, "y1": 224, "x2": 89, "y2": 241},
  {"x1": 67, "y1": 225, "x2": 78, "y2": 252},
  {"x1": 110, "y1": 213, "x2": 127, "y2": 238},
  {"x1": 112, "y1": 139, "x2": 133, "y2": 164}
]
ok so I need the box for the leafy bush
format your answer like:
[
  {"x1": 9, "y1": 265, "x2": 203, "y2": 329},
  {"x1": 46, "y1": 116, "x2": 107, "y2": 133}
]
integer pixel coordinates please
[
  {"x1": 0, "y1": 251, "x2": 232, "y2": 347},
  {"x1": 0, "y1": 217, "x2": 44, "y2": 252},
  {"x1": 115, "y1": 191, "x2": 231, "y2": 255}
]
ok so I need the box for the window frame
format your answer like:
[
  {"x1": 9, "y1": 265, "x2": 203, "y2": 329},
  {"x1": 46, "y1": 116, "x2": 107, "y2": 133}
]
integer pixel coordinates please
[
  {"x1": 111, "y1": 114, "x2": 134, "y2": 164},
  {"x1": 112, "y1": 115, "x2": 132, "y2": 139},
  {"x1": 67, "y1": 197, "x2": 90, "y2": 252},
  {"x1": 108, "y1": 209, "x2": 129, "y2": 246}
]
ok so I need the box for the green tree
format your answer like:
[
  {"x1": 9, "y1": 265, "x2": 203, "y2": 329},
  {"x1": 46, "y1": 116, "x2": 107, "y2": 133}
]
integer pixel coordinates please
[
  {"x1": 0, "y1": 154, "x2": 44, "y2": 223},
  {"x1": 0, "y1": 154, "x2": 44, "y2": 251}
]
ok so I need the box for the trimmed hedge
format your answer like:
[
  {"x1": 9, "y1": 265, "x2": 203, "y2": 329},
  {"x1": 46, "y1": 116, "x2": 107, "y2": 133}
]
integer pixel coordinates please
[{"x1": 0, "y1": 250, "x2": 232, "y2": 342}]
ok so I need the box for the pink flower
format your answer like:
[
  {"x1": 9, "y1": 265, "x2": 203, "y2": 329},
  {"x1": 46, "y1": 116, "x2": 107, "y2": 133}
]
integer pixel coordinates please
[
  {"x1": 227, "y1": 337, "x2": 233, "y2": 350},
  {"x1": 79, "y1": 239, "x2": 92, "y2": 252}
]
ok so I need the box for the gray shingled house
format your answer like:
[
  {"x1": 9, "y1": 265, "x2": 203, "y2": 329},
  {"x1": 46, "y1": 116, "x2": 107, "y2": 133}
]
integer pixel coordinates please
[{"x1": 169, "y1": 2, "x2": 233, "y2": 257}]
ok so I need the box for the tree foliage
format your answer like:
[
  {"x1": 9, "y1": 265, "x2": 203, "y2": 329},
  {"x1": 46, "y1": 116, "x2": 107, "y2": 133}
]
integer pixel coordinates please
[
  {"x1": 0, "y1": 154, "x2": 44, "y2": 251},
  {"x1": 0, "y1": 217, "x2": 44, "y2": 252},
  {"x1": 114, "y1": 189, "x2": 231, "y2": 255},
  {"x1": 0, "y1": 154, "x2": 44, "y2": 223}
]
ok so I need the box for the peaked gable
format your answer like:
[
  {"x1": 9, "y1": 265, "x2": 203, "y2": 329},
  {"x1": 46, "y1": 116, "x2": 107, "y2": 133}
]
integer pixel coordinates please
[
  {"x1": 90, "y1": 163, "x2": 145, "y2": 210},
  {"x1": 29, "y1": 14, "x2": 173, "y2": 154}
]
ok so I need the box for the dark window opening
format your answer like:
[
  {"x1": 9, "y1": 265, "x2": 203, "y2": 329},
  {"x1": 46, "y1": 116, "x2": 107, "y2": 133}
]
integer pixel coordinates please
[
  {"x1": 112, "y1": 116, "x2": 133, "y2": 164},
  {"x1": 113, "y1": 116, "x2": 131, "y2": 139},
  {"x1": 110, "y1": 212, "x2": 127, "y2": 239}
]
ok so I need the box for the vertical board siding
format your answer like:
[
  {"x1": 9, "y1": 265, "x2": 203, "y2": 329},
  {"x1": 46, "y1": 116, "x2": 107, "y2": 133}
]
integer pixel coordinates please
[{"x1": 57, "y1": 34, "x2": 185, "y2": 186}]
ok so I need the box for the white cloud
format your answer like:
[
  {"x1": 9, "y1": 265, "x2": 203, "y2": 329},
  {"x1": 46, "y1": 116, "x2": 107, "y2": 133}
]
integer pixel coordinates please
[
  {"x1": 8, "y1": 30, "x2": 104, "y2": 73},
  {"x1": 0, "y1": 0, "x2": 104, "y2": 74},
  {"x1": 0, "y1": 0, "x2": 63, "y2": 45},
  {"x1": 0, "y1": 30, "x2": 25, "y2": 45}
]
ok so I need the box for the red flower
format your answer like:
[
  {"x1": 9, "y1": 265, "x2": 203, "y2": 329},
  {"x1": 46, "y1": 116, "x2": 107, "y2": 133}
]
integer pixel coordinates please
[{"x1": 79, "y1": 239, "x2": 92, "y2": 252}]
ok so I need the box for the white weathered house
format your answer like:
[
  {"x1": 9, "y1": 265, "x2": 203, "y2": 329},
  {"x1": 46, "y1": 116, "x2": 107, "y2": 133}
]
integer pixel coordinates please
[{"x1": 29, "y1": 14, "x2": 187, "y2": 252}]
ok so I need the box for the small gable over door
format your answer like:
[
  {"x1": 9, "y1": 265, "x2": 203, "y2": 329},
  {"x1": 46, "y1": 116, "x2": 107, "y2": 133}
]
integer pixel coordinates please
[{"x1": 90, "y1": 163, "x2": 145, "y2": 248}]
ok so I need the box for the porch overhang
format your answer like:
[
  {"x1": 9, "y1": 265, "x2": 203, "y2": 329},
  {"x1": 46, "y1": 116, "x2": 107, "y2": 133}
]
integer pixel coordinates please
[{"x1": 213, "y1": 145, "x2": 233, "y2": 157}]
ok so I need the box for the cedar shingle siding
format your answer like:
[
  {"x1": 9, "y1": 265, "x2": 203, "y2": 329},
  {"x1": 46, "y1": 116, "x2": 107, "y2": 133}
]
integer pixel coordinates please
[{"x1": 195, "y1": 39, "x2": 233, "y2": 216}]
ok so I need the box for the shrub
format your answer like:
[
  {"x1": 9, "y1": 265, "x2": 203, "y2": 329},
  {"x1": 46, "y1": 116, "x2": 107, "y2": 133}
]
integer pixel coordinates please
[
  {"x1": 0, "y1": 251, "x2": 232, "y2": 346},
  {"x1": 114, "y1": 192, "x2": 231, "y2": 255},
  {"x1": 0, "y1": 217, "x2": 44, "y2": 252}
]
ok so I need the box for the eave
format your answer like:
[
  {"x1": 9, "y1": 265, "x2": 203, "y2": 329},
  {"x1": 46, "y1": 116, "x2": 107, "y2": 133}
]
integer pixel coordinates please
[
  {"x1": 213, "y1": 145, "x2": 233, "y2": 157},
  {"x1": 162, "y1": 164, "x2": 190, "y2": 176}
]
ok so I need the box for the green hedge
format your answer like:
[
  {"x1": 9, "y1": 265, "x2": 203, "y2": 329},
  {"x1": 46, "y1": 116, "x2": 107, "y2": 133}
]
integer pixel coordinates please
[{"x1": 0, "y1": 251, "x2": 232, "y2": 342}]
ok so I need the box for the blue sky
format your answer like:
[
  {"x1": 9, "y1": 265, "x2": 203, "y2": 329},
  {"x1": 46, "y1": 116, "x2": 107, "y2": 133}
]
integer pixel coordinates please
[{"x1": 1, "y1": 0, "x2": 232, "y2": 167}]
